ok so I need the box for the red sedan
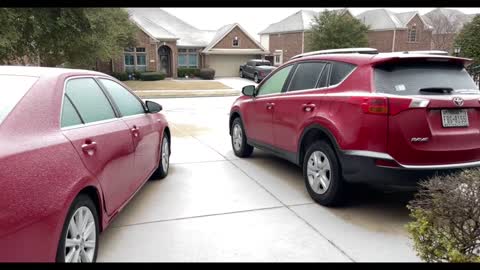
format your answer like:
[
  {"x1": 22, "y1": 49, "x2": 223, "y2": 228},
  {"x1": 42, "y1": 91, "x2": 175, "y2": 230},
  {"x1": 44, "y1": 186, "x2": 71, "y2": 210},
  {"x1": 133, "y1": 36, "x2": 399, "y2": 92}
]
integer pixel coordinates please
[{"x1": 0, "y1": 66, "x2": 171, "y2": 262}]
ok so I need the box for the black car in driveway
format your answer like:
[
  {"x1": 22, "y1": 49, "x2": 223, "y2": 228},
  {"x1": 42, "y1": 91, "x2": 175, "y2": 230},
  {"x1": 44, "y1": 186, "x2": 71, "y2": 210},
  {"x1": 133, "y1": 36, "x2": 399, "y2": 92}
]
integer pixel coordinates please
[{"x1": 239, "y1": 59, "x2": 276, "y2": 83}]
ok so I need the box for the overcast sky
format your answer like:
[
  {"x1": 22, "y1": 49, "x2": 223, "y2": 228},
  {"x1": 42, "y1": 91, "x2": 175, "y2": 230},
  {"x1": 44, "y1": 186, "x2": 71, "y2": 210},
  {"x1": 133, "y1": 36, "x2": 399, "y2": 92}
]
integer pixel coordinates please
[{"x1": 163, "y1": 8, "x2": 480, "y2": 41}]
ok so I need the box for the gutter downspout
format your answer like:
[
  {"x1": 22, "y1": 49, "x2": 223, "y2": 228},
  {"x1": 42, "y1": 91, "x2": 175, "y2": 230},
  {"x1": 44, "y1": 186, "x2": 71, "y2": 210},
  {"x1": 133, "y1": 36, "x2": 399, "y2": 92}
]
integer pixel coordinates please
[
  {"x1": 302, "y1": 31, "x2": 305, "y2": 53},
  {"x1": 392, "y1": 29, "x2": 396, "y2": 52}
]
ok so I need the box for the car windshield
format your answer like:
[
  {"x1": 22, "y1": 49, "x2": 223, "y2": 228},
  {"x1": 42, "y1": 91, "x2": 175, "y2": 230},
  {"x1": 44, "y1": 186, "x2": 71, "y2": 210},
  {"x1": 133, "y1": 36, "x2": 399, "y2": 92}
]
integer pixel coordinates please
[
  {"x1": 0, "y1": 75, "x2": 38, "y2": 124},
  {"x1": 374, "y1": 61, "x2": 479, "y2": 95},
  {"x1": 256, "y1": 62, "x2": 271, "y2": 66}
]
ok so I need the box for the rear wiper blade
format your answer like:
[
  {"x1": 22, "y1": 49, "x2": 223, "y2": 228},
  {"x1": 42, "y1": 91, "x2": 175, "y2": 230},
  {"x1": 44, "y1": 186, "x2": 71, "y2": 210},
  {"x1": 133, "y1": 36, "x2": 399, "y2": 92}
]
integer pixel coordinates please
[{"x1": 419, "y1": 87, "x2": 454, "y2": 94}]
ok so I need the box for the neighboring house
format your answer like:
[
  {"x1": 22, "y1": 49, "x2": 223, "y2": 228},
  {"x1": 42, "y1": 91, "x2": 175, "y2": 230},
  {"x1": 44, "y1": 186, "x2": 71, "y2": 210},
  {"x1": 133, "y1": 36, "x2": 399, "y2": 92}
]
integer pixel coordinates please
[
  {"x1": 97, "y1": 8, "x2": 269, "y2": 78},
  {"x1": 356, "y1": 9, "x2": 433, "y2": 52},
  {"x1": 258, "y1": 9, "x2": 353, "y2": 66},
  {"x1": 422, "y1": 8, "x2": 477, "y2": 54}
]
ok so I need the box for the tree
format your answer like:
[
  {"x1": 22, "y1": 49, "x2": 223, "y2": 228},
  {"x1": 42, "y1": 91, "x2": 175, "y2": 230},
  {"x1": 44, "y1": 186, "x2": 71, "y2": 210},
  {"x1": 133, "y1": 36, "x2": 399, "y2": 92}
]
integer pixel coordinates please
[
  {"x1": 455, "y1": 15, "x2": 480, "y2": 67},
  {"x1": 308, "y1": 9, "x2": 370, "y2": 51},
  {"x1": 0, "y1": 8, "x2": 137, "y2": 68}
]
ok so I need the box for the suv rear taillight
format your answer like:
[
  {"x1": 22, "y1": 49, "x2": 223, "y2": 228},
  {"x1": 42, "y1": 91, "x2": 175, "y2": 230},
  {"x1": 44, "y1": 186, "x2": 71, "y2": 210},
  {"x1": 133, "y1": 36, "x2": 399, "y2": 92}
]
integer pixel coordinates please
[{"x1": 351, "y1": 96, "x2": 429, "y2": 115}]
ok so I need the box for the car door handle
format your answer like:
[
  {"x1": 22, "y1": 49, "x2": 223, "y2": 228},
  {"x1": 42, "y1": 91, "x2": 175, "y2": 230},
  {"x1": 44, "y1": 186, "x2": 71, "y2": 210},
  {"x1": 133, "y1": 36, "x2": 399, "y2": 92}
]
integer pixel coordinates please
[
  {"x1": 302, "y1": 103, "x2": 316, "y2": 112},
  {"x1": 131, "y1": 126, "x2": 140, "y2": 138},
  {"x1": 266, "y1": 103, "x2": 275, "y2": 110},
  {"x1": 81, "y1": 141, "x2": 97, "y2": 156}
]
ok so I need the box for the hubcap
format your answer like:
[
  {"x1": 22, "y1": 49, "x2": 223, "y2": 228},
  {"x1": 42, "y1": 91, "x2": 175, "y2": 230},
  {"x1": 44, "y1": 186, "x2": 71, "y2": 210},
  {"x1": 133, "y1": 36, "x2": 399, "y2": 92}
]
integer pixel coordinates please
[
  {"x1": 254, "y1": 75, "x2": 258, "y2": 82},
  {"x1": 306, "y1": 151, "x2": 332, "y2": 195},
  {"x1": 65, "y1": 206, "x2": 96, "y2": 263},
  {"x1": 232, "y1": 124, "x2": 243, "y2": 151},
  {"x1": 162, "y1": 137, "x2": 169, "y2": 173}
]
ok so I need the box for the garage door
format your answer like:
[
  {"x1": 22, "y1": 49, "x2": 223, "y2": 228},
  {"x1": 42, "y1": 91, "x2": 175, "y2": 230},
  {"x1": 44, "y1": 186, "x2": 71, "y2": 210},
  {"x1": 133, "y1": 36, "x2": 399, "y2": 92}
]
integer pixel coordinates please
[{"x1": 207, "y1": 55, "x2": 256, "y2": 77}]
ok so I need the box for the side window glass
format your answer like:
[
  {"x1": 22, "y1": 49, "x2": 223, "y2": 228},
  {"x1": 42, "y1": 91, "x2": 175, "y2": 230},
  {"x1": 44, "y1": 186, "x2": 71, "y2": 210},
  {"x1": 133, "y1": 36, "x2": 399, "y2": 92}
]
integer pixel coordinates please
[
  {"x1": 317, "y1": 63, "x2": 330, "y2": 88},
  {"x1": 287, "y1": 62, "x2": 326, "y2": 92},
  {"x1": 99, "y1": 79, "x2": 145, "y2": 117},
  {"x1": 257, "y1": 65, "x2": 293, "y2": 96},
  {"x1": 330, "y1": 61, "x2": 356, "y2": 85},
  {"x1": 65, "y1": 78, "x2": 116, "y2": 123},
  {"x1": 61, "y1": 95, "x2": 83, "y2": 128}
]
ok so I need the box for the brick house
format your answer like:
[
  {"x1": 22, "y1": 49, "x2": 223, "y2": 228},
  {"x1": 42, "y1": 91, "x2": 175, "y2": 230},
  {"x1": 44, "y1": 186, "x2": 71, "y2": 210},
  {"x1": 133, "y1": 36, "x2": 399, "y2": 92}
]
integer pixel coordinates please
[
  {"x1": 422, "y1": 8, "x2": 476, "y2": 54},
  {"x1": 356, "y1": 9, "x2": 433, "y2": 52},
  {"x1": 98, "y1": 8, "x2": 269, "y2": 78},
  {"x1": 258, "y1": 9, "x2": 353, "y2": 66}
]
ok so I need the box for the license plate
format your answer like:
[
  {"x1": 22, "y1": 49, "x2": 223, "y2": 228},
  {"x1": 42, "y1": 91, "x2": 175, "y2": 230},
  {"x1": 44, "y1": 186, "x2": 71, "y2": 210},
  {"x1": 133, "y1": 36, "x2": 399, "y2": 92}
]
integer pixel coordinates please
[{"x1": 441, "y1": 109, "x2": 469, "y2": 127}]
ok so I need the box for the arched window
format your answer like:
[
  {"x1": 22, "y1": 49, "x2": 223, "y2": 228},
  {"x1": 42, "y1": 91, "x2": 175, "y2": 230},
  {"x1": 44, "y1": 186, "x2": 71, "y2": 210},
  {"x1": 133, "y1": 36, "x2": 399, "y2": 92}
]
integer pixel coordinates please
[{"x1": 408, "y1": 25, "x2": 417, "y2": 42}]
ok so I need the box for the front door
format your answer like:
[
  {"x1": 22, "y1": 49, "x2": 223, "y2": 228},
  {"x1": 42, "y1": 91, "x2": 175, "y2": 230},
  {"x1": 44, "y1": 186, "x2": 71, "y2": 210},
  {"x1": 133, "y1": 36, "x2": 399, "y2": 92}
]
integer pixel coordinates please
[
  {"x1": 98, "y1": 78, "x2": 160, "y2": 189},
  {"x1": 158, "y1": 45, "x2": 171, "y2": 77},
  {"x1": 244, "y1": 64, "x2": 294, "y2": 145}
]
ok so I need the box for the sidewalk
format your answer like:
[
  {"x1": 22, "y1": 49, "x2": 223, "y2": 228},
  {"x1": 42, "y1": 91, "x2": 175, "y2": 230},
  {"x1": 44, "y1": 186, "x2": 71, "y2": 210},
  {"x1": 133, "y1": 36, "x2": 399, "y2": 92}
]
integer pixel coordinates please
[{"x1": 134, "y1": 88, "x2": 241, "y2": 98}]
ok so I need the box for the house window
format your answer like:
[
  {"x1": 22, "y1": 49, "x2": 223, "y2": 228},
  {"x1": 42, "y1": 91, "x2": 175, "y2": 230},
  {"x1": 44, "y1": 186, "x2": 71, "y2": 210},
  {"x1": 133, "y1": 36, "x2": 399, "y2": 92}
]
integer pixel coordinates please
[
  {"x1": 124, "y1": 47, "x2": 147, "y2": 72},
  {"x1": 233, "y1": 36, "x2": 239, "y2": 47},
  {"x1": 178, "y1": 48, "x2": 198, "y2": 68},
  {"x1": 408, "y1": 25, "x2": 417, "y2": 42},
  {"x1": 274, "y1": 50, "x2": 283, "y2": 66}
]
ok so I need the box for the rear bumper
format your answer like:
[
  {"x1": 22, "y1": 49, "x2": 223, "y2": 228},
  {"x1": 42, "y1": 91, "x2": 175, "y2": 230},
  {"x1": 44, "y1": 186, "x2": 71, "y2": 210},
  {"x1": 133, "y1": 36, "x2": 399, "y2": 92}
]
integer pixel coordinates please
[{"x1": 340, "y1": 152, "x2": 466, "y2": 188}]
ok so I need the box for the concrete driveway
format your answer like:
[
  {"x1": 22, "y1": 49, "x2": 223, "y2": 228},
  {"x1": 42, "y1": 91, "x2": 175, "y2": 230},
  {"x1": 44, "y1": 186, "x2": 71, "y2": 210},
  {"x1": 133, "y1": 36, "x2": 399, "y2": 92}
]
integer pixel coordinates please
[
  {"x1": 97, "y1": 96, "x2": 420, "y2": 262},
  {"x1": 215, "y1": 77, "x2": 258, "y2": 90}
]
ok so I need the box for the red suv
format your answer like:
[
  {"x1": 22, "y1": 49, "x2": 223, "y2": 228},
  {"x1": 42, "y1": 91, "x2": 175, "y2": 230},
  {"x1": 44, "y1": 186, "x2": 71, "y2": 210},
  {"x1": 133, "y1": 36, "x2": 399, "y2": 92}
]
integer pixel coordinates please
[{"x1": 229, "y1": 49, "x2": 480, "y2": 206}]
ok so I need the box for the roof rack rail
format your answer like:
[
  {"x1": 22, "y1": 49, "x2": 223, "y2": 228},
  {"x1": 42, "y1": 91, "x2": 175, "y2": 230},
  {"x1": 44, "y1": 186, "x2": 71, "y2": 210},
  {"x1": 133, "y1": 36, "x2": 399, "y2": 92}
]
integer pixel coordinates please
[
  {"x1": 400, "y1": 50, "x2": 449, "y2": 56},
  {"x1": 291, "y1": 48, "x2": 378, "y2": 60}
]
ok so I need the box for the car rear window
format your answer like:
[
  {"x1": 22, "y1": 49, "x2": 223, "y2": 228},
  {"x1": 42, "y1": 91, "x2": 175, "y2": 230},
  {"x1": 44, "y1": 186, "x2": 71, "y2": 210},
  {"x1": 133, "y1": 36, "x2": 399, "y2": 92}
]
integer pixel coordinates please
[
  {"x1": 256, "y1": 62, "x2": 271, "y2": 66},
  {"x1": 0, "y1": 75, "x2": 38, "y2": 124},
  {"x1": 374, "y1": 61, "x2": 478, "y2": 96}
]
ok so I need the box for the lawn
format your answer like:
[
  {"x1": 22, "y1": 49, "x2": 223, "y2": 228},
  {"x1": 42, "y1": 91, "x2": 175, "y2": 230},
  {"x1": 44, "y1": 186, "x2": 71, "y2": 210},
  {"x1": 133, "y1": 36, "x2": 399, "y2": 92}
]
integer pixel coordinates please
[{"x1": 124, "y1": 80, "x2": 231, "y2": 91}]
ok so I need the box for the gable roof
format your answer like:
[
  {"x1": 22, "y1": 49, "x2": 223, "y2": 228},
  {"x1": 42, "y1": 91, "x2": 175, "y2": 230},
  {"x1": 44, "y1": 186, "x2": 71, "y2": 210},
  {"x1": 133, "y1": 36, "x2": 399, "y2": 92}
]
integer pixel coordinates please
[
  {"x1": 422, "y1": 8, "x2": 476, "y2": 34},
  {"x1": 203, "y1": 23, "x2": 268, "y2": 54},
  {"x1": 258, "y1": 9, "x2": 352, "y2": 35},
  {"x1": 127, "y1": 8, "x2": 216, "y2": 47},
  {"x1": 356, "y1": 9, "x2": 432, "y2": 31}
]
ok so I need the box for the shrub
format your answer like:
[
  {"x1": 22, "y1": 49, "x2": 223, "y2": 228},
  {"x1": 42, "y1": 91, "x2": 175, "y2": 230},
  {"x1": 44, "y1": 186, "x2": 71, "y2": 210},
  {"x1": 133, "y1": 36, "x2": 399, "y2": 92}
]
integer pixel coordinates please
[
  {"x1": 111, "y1": 72, "x2": 129, "y2": 81},
  {"x1": 406, "y1": 169, "x2": 480, "y2": 262},
  {"x1": 198, "y1": 68, "x2": 215, "y2": 80},
  {"x1": 133, "y1": 70, "x2": 142, "y2": 80},
  {"x1": 178, "y1": 68, "x2": 200, "y2": 78},
  {"x1": 139, "y1": 72, "x2": 166, "y2": 81}
]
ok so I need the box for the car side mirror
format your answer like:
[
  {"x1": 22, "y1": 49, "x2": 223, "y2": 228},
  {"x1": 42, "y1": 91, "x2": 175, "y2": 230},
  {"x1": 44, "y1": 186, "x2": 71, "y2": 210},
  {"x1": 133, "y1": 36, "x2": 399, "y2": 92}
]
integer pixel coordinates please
[
  {"x1": 145, "y1": 100, "x2": 162, "y2": 113},
  {"x1": 242, "y1": 85, "x2": 256, "y2": 97}
]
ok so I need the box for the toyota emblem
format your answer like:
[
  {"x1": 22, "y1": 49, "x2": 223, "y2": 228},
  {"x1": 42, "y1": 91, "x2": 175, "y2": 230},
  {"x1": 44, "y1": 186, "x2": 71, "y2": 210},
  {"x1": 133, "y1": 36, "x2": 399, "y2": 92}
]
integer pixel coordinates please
[{"x1": 453, "y1": 97, "x2": 464, "y2": 107}]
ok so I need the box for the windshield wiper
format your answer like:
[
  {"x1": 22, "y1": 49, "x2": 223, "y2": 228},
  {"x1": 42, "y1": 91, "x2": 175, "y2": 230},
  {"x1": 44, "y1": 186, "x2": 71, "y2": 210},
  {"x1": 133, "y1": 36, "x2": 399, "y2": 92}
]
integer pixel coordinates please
[{"x1": 419, "y1": 87, "x2": 454, "y2": 95}]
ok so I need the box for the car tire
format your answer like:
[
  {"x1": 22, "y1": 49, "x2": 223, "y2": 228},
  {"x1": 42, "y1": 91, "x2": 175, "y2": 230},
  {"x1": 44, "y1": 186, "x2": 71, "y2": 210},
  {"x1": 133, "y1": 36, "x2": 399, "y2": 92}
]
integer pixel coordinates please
[
  {"x1": 151, "y1": 133, "x2": 170, "y2": 180},
  {"x1": 303, "y1": 141, "x2": 347, "y2": 206},
  {"x1": 231, "y1": 117, "x2": 254, "y2": 158},
  {"x1": 56, "y1": 194, "x2": 99, "y2": 263},
  {"x1": 239, "y1": 70, "x2": 244, "y2": 78},
  {"x1": 254, "y1": 74, "x2": 259, "y2": 83}
]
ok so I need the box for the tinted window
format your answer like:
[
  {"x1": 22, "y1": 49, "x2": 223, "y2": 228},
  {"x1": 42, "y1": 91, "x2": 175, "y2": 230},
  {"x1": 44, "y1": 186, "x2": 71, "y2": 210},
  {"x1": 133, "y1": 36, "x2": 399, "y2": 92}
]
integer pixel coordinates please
[
  {"x1": 65, "y1": 78, "x2": 116, "y2": 123},
  {"x1": 0, "y1": 75, "x2": 38, "y2": 124},
  {"x1": 257, "y1": 65, "x2": 293, "y2": 96},
  {"x1": 330, "y1": 61, "x2": 356, "y2": 85},
  {"x1": 99, "y1": 79, "x2": 145, "y2": 117},
  {"x1": 61, "y1": 96, "x2": 83, "y2": 127},
  {"x1": 317, "y1": 63, "x2": 330, "y2": 88},
  {"x1": 256, "y1": 62, "x2": 271, "y2": 66},
  {"x1": 288, "y1": 62, "x2": 326, "y2": 91},
  {"x1": 375, "y1": 61, "x2": 478, "y2": 96}
]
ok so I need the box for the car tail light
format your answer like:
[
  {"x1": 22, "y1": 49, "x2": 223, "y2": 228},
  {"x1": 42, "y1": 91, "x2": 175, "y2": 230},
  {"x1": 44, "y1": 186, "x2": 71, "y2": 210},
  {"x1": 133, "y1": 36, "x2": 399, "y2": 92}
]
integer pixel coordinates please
[
  {"x1": 375, "y1": 159, "x2": 400, "y2": 168},
  {"x1": 351, "y1": 96, "x2": 430, "y2": 115},
  {"x1": 259, "y1": 71, "x2": 265, "y2": 77},
  {"x1": 389, "y1": 97, "x2": 430, "y2": 115}
]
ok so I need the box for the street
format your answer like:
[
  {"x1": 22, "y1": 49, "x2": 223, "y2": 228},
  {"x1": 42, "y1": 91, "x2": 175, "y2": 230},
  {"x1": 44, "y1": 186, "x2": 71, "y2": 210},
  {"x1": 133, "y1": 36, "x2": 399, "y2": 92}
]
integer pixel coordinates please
[{"x1": 97, "y1": 96, "x2": 420, "y2": 262}]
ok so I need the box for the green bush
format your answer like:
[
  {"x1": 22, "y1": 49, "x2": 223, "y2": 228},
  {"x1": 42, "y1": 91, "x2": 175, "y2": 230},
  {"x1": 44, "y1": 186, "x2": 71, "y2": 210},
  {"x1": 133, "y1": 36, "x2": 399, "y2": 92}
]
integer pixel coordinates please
[
  {"x1": 178, "y1": 68, "x2": 200, "y2": 78},
  {"x1": 111, "y1": 72, "x2": 129, "y2": 81},
  {"x1": 198, "y1": 68, "x2": 215, "y2": 80},
  {"x1": 133, "y1": 70, "x2": 142, "y2": 80},
  {"x1": 406, "y1": 169, "x2": 480, "y2": 262},
  {"x1": 139, "y1": 72, "x2": 166, "y2": 81}
]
